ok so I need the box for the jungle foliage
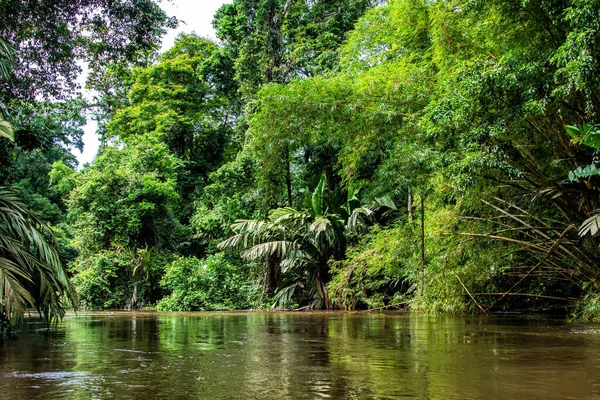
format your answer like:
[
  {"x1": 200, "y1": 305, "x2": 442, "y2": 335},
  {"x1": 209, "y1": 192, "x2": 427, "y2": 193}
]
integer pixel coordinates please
[{"x1": 4, "y1": 0, "x2": 600, "y2": 322}]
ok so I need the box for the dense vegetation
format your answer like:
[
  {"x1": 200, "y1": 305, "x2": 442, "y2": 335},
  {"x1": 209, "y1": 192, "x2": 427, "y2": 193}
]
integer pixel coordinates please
[{"x1": 4, "y1": 0, "x2": 600, "y2": 326}]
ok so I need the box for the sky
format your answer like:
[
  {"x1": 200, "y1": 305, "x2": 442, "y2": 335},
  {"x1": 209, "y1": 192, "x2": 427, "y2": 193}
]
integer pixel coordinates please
[{"x1": 75, "y1": 0, "x2": 232, "y2": 167}]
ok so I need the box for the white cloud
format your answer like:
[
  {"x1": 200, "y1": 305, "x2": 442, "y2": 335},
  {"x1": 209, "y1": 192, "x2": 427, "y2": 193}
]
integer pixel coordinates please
[{"x1": 75, "y1": 0, "x2": 233, "y2": 168}]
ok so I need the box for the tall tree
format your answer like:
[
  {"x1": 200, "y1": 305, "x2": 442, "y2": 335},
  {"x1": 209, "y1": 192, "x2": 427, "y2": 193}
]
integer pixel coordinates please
[
  {"x1": 107, "y1": 34, "x2": 241, "y2": 216},
  {"x1": 0, "y1": 0, "x2": 177, "y2": 103},
  {"x1": 213, "y1": 0, "x2": 376, "y2": 95}
]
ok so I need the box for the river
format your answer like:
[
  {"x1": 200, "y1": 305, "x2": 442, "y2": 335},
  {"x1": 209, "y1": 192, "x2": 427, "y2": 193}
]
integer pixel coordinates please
[{"x1": 1, "y1": 312, "x2": 599, "y2": 399}]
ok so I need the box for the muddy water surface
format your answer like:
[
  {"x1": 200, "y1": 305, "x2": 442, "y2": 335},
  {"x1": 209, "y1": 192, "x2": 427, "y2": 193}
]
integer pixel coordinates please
[{"x1": 1, "y1": 312, "x2": 599, "y2": 399}]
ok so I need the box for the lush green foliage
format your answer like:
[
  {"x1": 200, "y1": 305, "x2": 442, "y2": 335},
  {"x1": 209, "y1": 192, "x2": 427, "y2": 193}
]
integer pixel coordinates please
[
  {"x1": 0, "y1": 0, "x2": 176, "y2": 102},
  {"x1": 72, "y1": 246, "x2": 167, "y2": 309},
  {"x1": 69, "y1": 135, "x2": 182, "y2": 252},
  {"x1": 218, "y1": 175, "x2": 397, "y2": 308},
  {"x1": 213, "y1": 0, "x2": 376, "y2": 96},
  {"x1": 157, "y1": 253, "x2": 260, "y2": 311},
  {"x1": 8, "y1": 0, "x2": 600, "y2": 320},
  {"x1": 239, "y1": 0, "x2": 600, "y2": 317}
]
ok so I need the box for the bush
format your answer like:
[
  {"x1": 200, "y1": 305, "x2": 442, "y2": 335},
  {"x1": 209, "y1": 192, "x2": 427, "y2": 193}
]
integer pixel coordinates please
[
  {"x1": 328, "y1": 224, "x2": 413, "y2": 310},
  {"x1": 329, "y1": 207, "x2": 516, "y2": 313},
  {"x1": 157, "y1": 253, "x2": 260, "y2": 311},
  {"x1": 71, "y1": 248, "x2": 167, "y2": 309},
  {"x1": 572, "y1": 292, "x2": 600, "y2": 321},
  {"x1": 71, "y1": 251, "x2": 128, "y2": 309}
]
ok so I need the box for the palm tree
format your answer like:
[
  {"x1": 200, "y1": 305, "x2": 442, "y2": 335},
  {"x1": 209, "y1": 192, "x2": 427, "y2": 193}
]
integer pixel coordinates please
[
  {"x1": 0, "y1": 187, "x2": 76, "y2": 328},
  {"x1": 218, "y1": 176, "x2": 397, "y2": 309},
  {"x1": 0, "y1": 36, "x2": 15, "y2": 140},
  {"x1": 114, "y1": 244, "x2": 155, "y2": 309}
]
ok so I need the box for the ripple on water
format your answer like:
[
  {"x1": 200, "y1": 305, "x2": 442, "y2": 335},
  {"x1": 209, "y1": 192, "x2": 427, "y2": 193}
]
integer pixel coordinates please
[
  {"x1": 570, "y1": 328, "x2": 600, "y2": 335},
  {"x1": 4, "y1": 313, "x2": 600, "y2": 400},
  {"x1": 12, "y1": 371, "x2": 90, "y2": 380},
  {"x1": 114, "y1": 348, "x2": 158, "y2": 354},
  {"x1": 10, "y1": 371, "x2": 103, "y2": 390}
]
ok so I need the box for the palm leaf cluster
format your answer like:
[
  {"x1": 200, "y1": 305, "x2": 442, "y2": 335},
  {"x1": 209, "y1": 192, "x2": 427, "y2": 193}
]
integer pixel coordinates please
[
  {"x1": 219, "y1": 176, "x2": 397, "y2": 308},
  {"x1": 0, "y1": 35, "x2": 15, "y2": 140},
  {"x1": 0, "y1": 187, "x2": 75, "y2": 327}
]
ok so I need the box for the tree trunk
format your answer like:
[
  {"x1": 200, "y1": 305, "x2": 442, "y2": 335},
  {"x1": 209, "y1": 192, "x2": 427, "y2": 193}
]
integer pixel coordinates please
[
  {"x1": 420, "y1": 194, "x2": 425, "y2": 297},
  {"x1": 325, "y1": 165, "x2": 337, "y2": 191},
  {"x1": 263, "y1": 254, "x2": 281, "y2": 296},
  {"x1": 408, "y1": 186, "x2": 413, "y2": 220},
  {"x1": 129, "y1": 282, "x2": 138, "y2": 310},
  {"x1": 286, "y1": 147, "x2": 293, "y2": 207}
]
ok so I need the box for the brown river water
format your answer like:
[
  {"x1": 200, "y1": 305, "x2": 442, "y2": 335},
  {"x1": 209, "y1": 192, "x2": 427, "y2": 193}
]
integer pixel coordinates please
[{"x1": 1, "y1": 311, "x2": 600, "y2": 399}]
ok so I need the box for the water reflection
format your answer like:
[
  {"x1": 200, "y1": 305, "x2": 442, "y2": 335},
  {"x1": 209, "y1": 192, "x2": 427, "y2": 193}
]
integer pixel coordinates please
[{"x1": 0, "y1": 312, "x2": 599, "y2": 399}]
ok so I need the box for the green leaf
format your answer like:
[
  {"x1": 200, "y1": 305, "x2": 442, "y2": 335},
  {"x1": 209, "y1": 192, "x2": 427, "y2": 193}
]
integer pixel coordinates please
[
  {"x1": 311, "y1": 175, "x2": 326, "y2": 217},
  {"x1": 0, "y1": 118, "x2": 14, "y2": 142}
]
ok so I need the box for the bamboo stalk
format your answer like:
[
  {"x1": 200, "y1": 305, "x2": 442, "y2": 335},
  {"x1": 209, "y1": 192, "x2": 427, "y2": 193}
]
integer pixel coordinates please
[
  {"x1": 455, "y1": 274, "x2": 489, "y2": 315},
  {"x1": 366, "y1": 302, "x2": 407, "y2": 312},
  {"x1": 473, "y1": 293, "x2": 578, "y2": 302},
  {"x1": 488, "y1": 228, "x2": 568, "y2": 310},
  {"x1": 455, "y1": 233, "x2": 550, "y2": 252},
  {"x1": 490, "y1": 198, "x2": 584, "y2": 263},
  {"x1": 420, "y1": 194, "x2": 425, "y2": 297}
]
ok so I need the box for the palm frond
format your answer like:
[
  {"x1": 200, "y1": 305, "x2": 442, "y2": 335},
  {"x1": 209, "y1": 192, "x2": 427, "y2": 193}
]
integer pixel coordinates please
[
  {"x1": 0, "y1": 187, "x2": 76, "y2": 327},
  {"x1": 0, "y1": 36, "x2": 15, "y2": 81},
  {"x1": 241, "y1": 240, "x2": 299, "y2": 260},
  {"x1": 0, "y1": 119, "x2": 14, "y2": 142},
  {"x1": 310, "y1": 216, "x2": 340, "y2": 248},
  {"x1": 218, "y1": 218, "x2": 282, "y2": 251},
  {"x1": 272, "y1": 282, "x2": 301, "y2": 309},
  {"x1": 580, "y1": 213, "x2": 600, "y2": 237},
  {"x1": 346, "y1": 207, "x2": 375, "y2": 234},
  {"x1": 280, "y1": 253, "x2": 312, "y2": 273},
  {"x1": 368, "y1": 196, "x2": 397, "y2": 211}
]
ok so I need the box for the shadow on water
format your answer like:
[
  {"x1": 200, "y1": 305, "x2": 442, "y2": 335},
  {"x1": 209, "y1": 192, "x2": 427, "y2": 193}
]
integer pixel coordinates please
[{"x1": 1, "y1": 311, "x2": 600, "y2": 399}]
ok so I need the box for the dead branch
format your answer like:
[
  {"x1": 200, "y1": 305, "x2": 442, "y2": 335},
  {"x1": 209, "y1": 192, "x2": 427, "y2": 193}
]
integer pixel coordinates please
[{"x1": 455, "y1": 273, "x2": 489, "y2": 315}]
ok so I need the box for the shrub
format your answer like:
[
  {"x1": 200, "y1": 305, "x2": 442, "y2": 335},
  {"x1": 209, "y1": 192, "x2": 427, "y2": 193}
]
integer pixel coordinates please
[
  {"x1": 157, "y1": 253, "x2": 260, "y2": 311},
  {"x1": 71, "y1": 248, "x2": 167, "y2": 309}
]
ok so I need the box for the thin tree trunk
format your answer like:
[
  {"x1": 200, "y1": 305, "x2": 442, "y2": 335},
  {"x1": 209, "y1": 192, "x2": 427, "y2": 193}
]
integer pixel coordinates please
[
  {"x1": 325, "y1": 165, "x2": 337, "y2": 191},
  {"x1": 407, "y1": 186, "x2": 413, "y2": 220},
  {"x1": 286, "y1": 147, "x2": 293, "y2": 207},
  {"x1": 263, "y1": 255, "x2": 281, "y2": 296},
  {"x1": 130, "y1": 282, "x2": 138, "y2": 310},
  {"x1": 420, "y1": 194, "x2": 425, "y2": 297}
]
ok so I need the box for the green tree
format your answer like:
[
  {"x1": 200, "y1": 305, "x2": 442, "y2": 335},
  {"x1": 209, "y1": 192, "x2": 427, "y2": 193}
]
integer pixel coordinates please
[
  {"x1": 213, "y1": 0, "x2": 376, "y2": 96},
  {"x1": 108, "y1": 34, "x2": 240, "y2": 211},
  {"x1": 69, "y1": 134, "x2": 182, "y2": 253},
  {"x1": 0, "y1": 36, "x2": 77, "y2": 330},
  {"x1": 190, "y1": 149, "x2": 260, "y2": 254},
  {"x1": 68, "y1": 135, "x2": 182, "y2": 308},
  {"x1": 239, "y1": 0, "x2": 600, "y2": 315},
  {"x1": 0, "y1": 0, "x2": 176, "y2": 102},
  {"x1": 0, "y1": 1, "x2": 177, "y2": 235}
]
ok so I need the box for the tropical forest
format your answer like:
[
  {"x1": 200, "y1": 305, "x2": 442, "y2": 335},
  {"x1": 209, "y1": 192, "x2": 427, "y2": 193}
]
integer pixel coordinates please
[
  {"x1": 3, "y1": 0, "x2": 600, "y2": 324},
  {"x1": 6, "y1": 0, "x2": 600, "y2": 398}
]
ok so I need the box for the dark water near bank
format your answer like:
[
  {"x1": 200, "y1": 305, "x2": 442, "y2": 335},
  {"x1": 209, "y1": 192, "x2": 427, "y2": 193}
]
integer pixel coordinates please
[{"x1": 1, "y1": 312, "x2": 600, "y2": 399}]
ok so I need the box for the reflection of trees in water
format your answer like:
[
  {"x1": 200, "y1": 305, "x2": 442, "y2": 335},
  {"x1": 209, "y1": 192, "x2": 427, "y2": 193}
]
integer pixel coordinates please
[{"x1": 2, "y1": 314, "x2": 600, "y2": 399}]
